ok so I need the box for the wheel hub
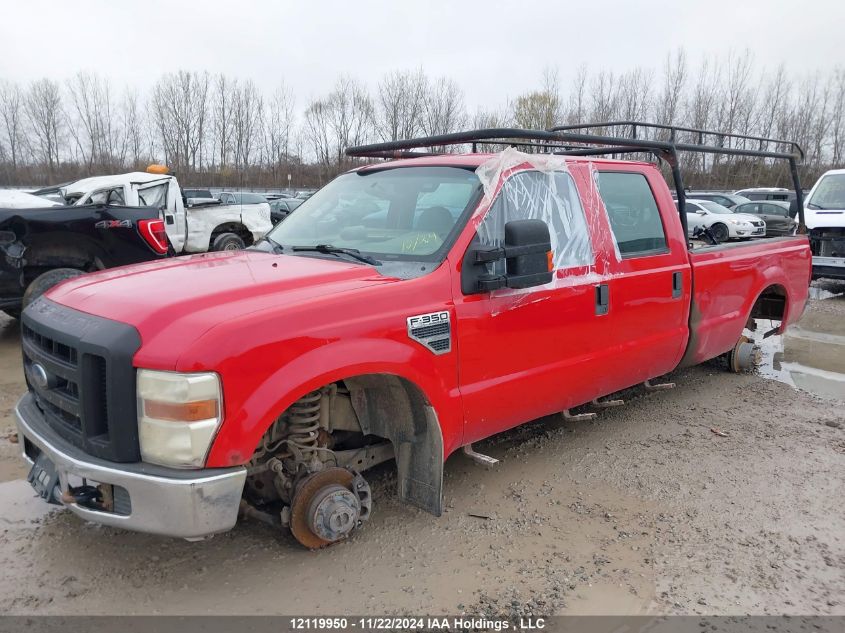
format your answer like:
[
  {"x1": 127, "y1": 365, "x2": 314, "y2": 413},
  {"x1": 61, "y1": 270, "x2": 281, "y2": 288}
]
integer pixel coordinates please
[
  {"x1": 289, "y1": 467, "x2": 372, "y2": 549},
  {"x1": 308, "y1": 484, "x2": 360, "y2": 541}
]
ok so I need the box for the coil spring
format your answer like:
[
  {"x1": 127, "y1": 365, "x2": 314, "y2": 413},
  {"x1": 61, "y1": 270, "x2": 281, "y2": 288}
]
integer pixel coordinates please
[{"x1": 285, "y1": 390, "x2": 322, "y2": 462}]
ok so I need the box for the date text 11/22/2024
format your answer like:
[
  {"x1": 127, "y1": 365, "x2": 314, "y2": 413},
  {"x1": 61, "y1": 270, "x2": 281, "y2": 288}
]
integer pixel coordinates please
[{"x1": 289, "y1": 616, "x2": 547, "y2": 630}]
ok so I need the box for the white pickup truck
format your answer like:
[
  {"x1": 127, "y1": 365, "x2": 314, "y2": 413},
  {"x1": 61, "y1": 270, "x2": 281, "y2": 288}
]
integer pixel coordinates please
[
  {"x1": 59, "y1": 169, "x2": 272, "y2": 253},
  {"x1": 805, "y1": 168, "x2": 845, "y2": 281}
]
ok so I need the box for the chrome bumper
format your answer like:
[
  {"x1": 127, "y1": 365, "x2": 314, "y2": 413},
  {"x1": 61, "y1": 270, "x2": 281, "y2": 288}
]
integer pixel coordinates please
[{"x1": 15, "y1": 393, "x2": 246, "y2": 539}]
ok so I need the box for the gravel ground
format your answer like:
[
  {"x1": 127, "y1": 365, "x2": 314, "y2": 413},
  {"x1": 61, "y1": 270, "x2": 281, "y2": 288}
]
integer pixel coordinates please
[{"x1": 0, "y1": 285, "x2": 842, "y2": 617}]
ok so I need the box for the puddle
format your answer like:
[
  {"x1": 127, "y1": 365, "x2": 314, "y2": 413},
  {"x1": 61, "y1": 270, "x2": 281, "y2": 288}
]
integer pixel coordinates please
[
  {"x1": 755, "y1": 318, "x2": 845, "y2": 401},
  {"x1": 808, "y1": 286, "x2": 844, "y2": 300},
  {"x1": 0, "y1": 479, "x2": 58, "y2": 529}
]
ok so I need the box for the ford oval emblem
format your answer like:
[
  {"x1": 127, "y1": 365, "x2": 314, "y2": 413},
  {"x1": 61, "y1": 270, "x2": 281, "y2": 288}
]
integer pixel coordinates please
[{"x1": 28, "y1": 363, "x2": 49, "y2": 389}]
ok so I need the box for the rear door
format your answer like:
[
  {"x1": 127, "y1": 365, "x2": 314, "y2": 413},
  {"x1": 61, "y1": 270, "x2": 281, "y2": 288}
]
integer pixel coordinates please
[
  {"x1": 595, "y1": 168, "x2": 691, "y2": 383},
  {"x1": 760, "y1": 202, "x2": 790, "y2": 235}
]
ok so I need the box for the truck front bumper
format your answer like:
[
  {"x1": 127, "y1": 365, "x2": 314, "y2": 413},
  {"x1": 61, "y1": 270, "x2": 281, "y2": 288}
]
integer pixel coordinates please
[
  {"x1": 15, "y1": 393, "x2": 246, "y2": 539},
  {"x1": 812, "y1": 256, "x2": 845, "y2": 280}
]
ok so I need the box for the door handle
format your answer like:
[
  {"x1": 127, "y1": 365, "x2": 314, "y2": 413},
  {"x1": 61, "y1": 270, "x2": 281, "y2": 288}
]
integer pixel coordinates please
[
  {"x1": 595, "y1": 284, "x2": 609, "y2": 316},
  {"x1": 672, "y1": 271, "x2": 683, "y2": 298}
]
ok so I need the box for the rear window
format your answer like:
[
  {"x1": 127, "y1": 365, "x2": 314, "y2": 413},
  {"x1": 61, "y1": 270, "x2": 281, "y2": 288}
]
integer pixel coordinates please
[{"x1": 597, "y1": 172, "x2": 668, "y2": 257}]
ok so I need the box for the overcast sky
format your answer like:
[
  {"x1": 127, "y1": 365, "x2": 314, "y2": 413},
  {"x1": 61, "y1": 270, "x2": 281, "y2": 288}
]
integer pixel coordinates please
[{"x1": 1, "y1": 0, "x2": 842, "y2": 111}]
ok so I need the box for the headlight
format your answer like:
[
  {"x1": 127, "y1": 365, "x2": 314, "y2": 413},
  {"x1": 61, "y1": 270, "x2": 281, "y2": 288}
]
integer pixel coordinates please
[{"x1": 137, "y1": 369, "x2": 223, "y2": 468}]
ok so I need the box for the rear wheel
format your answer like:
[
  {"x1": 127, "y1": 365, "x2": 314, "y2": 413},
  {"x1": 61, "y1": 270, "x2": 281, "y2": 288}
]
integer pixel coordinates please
[
  {"x1": 211, "y1": 232, "x2": 245, "y2": 252},
  {"x1": 22, "y1": 268, "x2": 84, "y2": 311},
  {"x1": 710, "y1": 223, "x2": 729, "y2": 242}
]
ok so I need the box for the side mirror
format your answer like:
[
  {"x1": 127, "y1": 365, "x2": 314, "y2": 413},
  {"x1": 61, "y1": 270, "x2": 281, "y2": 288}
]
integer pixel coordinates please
[
  {"x1": 697, "y1": 210, "x2": 707, "y2": 215},
  {"x1": 461, "y1": 219, "x2": 553, "y2": 294}
]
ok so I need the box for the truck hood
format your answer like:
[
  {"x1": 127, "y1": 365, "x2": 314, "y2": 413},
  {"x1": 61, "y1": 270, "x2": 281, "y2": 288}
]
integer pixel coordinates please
[
  {"x1": 47, "y1": 250, "x2": 394, "y2": 343},
  {"x1": 806, "y1": 207, "x2": 845, "y2": 230}
]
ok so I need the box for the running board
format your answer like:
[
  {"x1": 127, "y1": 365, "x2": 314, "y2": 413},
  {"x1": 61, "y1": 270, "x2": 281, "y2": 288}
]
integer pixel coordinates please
[
  {"x1": 644, "y1": 379, "x2": 675, "y2": 391},
  {"x1": 561, "y1": 409, "x2": 597, "y2": 421},
  {"x1": 462, "y1": 444, "x2": 499, "y2": 466},
  {"x1": 591, "y1": 397, "x2": 624, "y2": 408}
]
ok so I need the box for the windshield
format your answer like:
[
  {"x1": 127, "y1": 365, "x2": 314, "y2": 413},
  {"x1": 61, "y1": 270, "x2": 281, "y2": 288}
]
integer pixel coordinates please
[
  {"x1": 267, "y1": 167, "x2": 480, "y2": 261},
  {"x1": 808, "y1": 173, "x2": 845, "y2": 209},
  {"x1": 699, "y1": 201, "x2": 733, "y2": 214}
]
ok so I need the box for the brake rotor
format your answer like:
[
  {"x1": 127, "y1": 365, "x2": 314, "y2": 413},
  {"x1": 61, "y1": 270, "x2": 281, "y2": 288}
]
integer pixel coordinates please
[{"x1": 289, "y1": 467, "x2": 366, "y2": 550}]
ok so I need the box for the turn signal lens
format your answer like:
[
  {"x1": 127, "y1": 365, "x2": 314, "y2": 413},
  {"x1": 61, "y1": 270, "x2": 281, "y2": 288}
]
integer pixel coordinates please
[
  {"x1": 547, "y1": 250, "x2": 554, "y2": 271},
  {"x1": 144, "y1": 399, "x2": 219, "y2": 422}
]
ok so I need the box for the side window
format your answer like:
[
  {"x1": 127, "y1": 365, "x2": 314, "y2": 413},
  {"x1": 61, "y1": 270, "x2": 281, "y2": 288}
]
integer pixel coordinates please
[
  {"x1": 597, "y1": 172, "x2": 668, "y2": 257},
  {"x1": 138, "y1": 183, "x2": 168, "y2": 209},
  {"x1": 88, "y1": 190, "x2": 107, "y2": 205},
  {"x1": 106, "y1": 188, "x2": 125, "y2": 206},
  {"x1": 478, "y1": 170, "x2": 593, "y2": 274},
  {"x1": 684, "y1": 202, "x2": 699, "y2": 213}
]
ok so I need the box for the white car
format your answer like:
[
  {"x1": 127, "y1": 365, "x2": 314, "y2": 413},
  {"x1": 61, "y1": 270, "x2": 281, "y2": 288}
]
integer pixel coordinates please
[{"x1": 683, "y1": 199, "x2": 766, "y2": 241}]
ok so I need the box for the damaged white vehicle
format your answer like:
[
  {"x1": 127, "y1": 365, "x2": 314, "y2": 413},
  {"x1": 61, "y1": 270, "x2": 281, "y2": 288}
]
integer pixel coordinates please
[{"x1": 59, "y1": 169, "x2": 272, "y2": 253}]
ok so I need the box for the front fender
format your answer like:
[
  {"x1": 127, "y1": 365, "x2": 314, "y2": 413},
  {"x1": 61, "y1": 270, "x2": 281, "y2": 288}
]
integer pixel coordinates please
[{"x1": 205, "y1": 336, "x2": 462, "y2": 468}]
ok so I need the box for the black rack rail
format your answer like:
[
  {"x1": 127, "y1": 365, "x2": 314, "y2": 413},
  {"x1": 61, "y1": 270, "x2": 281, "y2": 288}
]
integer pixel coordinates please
[{"x1": 345, "y1": 123, "x2": 806, "y2": 237}]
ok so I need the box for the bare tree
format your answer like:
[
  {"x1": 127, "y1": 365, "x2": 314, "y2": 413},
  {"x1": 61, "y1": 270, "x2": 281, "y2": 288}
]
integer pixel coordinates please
[
  {"x1": 0, "y1": 80, "x2": 27, "y2": 171},
  {"x1": 151, "y1": 70, "x2": 210, "y2": 171},
  {"x1": 655, "y1": 50, "x2": 687, "y2": 129},
  {"x1": 66, "y1": 71, "x2": 124, "y2": 170},
  {"x1": 303, "y1": 76, "x2": 374, "y2": 180},
  {"x1": 263, "y1": 83, "x2": 296, "y2": 182},
  {"x1": 375, "y1": 69, "x2": 427, "y2": 141},
  {"x1": 232, "y1": 79, "x2": 263, "y2": 169},
  {"x1": 122, "y1": 87, "x2": 146, "y2": 168},
  {"x1": 565, "y1": 65, "x2": 589, "y2": 125},
  {"x1": 25, "y1": 78, "x2": 64, "y2": 176},
  {"x1": 211, "y1": 74, "x2": 237, "y2": 168}
]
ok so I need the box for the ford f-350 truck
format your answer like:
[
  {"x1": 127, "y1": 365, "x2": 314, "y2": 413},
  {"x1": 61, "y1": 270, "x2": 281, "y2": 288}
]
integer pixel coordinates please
[{"x1": 14, "y1": 125, "x2": 811, "y2": 548}]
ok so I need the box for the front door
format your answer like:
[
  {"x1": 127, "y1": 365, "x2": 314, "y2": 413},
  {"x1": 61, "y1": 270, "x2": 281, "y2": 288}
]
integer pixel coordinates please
[{"x1": 453, "y1": 164, "x2": 612, "y2": 444}]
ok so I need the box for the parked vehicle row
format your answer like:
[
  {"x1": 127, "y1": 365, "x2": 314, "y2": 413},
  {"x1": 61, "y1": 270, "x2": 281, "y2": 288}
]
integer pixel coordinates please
[
  {"x1": 683, "y1": 199, "x2": 766, "y2": 240},
  {"x1": 0, "y1": 167, "x2": 275, "y2": 316}
]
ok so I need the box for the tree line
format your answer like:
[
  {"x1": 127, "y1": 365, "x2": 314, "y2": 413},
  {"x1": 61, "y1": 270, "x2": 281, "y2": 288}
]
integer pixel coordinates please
[{"x1": 0, "y1": 49, "x2": 843, "y2": 190}]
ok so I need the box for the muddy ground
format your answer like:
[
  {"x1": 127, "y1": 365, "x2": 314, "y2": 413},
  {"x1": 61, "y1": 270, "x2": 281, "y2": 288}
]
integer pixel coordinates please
[{"x1": 0, "y1": 283, "x2": 842, "y2": 617}]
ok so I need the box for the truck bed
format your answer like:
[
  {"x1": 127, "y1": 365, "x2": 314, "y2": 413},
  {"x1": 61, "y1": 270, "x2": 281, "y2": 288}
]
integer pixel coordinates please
[{"x1": 682, "y1": 236, "x2": 812, "y2": 366}]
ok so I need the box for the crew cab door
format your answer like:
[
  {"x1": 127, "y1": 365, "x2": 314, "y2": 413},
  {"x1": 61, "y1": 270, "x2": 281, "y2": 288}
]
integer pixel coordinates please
[
  {"x1": 453, "y1": 165, "x2": 611, "y2": 443},
  {"x1": 595, "y1": 169, "x2": 691, "y2": 383}
]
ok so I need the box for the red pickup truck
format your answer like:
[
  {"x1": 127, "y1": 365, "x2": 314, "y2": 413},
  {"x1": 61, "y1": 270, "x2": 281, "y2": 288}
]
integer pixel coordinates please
[{"x1": 14, "y1": 126, "x2": 811, "y2": 548}]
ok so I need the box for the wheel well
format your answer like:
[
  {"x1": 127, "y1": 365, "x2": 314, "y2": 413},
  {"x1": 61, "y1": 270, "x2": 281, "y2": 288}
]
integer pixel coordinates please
[
  {"x1": 209, "y1": 223, "x2": 253, "y2": 248},
  {"x1": 24, "y1": 237, "x2": 103, "y2": 283},
  {"x1": 251, "y1": 373, "x2": 444, "y2": 516},
  {"x1": 342, "y1": 374, "x2": 444, "y2": 516},
  {"x1": 749, "y1": 284, "x2": 787, "y2": 322}
]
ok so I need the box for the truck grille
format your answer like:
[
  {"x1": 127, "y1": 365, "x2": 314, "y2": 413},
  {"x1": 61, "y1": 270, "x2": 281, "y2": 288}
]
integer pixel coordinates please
[{"x1": 21, "y1": 297, "x2": 142, "y2": 462}]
